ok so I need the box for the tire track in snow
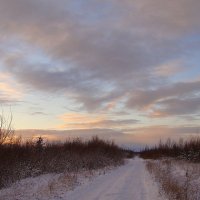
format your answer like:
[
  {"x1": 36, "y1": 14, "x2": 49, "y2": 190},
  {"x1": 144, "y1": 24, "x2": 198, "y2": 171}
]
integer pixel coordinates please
[{"x1": 66, "y1": 157, "x2": 163, "y2": 200}]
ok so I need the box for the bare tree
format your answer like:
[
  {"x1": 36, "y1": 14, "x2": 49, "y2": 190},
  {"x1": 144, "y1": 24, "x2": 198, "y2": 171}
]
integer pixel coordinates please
[{"x1": 0, "y1": 112, "x2": 14, "y2": 145}]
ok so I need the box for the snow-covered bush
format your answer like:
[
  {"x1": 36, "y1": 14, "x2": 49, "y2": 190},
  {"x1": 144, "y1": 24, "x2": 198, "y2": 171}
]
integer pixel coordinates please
[{"x1": 0, "y1": 136, "x2": 125, "y2": 189}]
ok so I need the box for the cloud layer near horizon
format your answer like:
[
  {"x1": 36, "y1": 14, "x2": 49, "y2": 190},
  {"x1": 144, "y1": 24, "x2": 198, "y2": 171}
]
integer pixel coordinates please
[
  {"x1": 16, "y1": 125, "x2": 200, "y2": 148},
  {"x1": 0, "y1": 0, "x2": 200, "y2": 139}
]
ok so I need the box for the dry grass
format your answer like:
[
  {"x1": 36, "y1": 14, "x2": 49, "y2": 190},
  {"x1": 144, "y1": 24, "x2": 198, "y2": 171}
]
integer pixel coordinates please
[{"x1": 146, "y1": 159, "x2": 200, "y2": 200}]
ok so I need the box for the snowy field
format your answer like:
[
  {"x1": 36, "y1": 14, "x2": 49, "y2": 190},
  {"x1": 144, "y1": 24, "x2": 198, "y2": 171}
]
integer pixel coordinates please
[{"x1": 0, "y1": 158, "x2": 164, "y2": 200}]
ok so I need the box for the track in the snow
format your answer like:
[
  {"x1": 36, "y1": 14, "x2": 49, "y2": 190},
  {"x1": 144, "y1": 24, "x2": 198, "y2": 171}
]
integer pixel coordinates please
[{"x1": 67, "y1": 158, "x2": 163, "y2": 200}]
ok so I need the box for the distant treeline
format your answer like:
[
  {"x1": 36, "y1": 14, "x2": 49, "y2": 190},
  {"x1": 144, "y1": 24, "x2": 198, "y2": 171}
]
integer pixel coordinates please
[{"x1": 140, "y1": 137, "x2": 200, "y2": 162}]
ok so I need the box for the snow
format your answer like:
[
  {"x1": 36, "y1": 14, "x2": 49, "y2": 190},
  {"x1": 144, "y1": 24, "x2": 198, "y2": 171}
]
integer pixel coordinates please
[
  {"x1": 66, "y1": 157, "x2": 163, "y2": 200},
  {"x1": 0, "y1": 158, "x2": 164, "y2": 200},
  {"x1": 146, "y1": 158, "x2": 200, "y2": 200},
  {"x1": 0, "y1": 172, "x2": 78, "y2": 200}
]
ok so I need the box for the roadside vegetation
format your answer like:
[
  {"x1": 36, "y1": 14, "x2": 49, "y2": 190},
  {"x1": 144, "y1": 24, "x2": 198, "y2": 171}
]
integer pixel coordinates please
[
  {"x1": 140, "y1": 137, "x2": 200, "y2": 161},
  {"x1": 0, "y1": 136, "x2": 128, "y2": 189},
  {"x1": 141, "y1": 138, "x2": 200, "y2": 200},
  {"x1": 0, "y1": 114, "x2": 130, "y2": 189}
]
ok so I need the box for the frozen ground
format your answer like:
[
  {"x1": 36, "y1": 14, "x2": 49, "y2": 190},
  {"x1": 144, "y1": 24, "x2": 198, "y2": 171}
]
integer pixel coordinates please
[{"x1": 0, "y1": 158, "x2": 164, "y2": 200}]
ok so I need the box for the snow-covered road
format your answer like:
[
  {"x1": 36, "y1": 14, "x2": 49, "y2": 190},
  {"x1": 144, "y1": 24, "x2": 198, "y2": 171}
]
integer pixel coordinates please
[
  {"x1": 0, "y1": 158, "x2": 164, "y2": 200},
  {"x1": 67, "y1": 158, "x2": 163, "y2": 200}
]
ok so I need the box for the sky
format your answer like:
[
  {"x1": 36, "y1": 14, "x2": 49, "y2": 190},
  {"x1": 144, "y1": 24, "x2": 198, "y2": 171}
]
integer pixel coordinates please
[{"x1": 0, "y1": 0, "x2": 200, "y2": 146}]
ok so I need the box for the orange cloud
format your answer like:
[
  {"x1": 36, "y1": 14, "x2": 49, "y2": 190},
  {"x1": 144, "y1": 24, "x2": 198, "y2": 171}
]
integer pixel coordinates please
[
  {"x1": 154, "y1": 60, "x2": 184, "y2": 77},
  {"x1": 0, "y1": 72, "x2": 23, "y2": 100},
  {"x1": 58, "y1": 113, "x2": 106, "y2": 129},
  {"x1": 58, "y1": 112, "x2": 139, "y2": 130}
]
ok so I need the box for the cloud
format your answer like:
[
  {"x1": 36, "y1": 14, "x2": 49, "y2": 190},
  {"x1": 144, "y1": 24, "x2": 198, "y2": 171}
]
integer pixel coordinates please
[
  {"x1": 116, "y1": 0, "x2": 200, "y2": 38},
  {"x1": 31, "y1": 112, "x2": 48, "y2": 116},
  {"x1": 154, "y1": 60, "x2": 185, "y2": 77},
  {"x1": 0, "y1": 71, "x2": 23, "y2": 104},
  {"x1": 15, "y1": 125, "x2": 200, "y2": 148},
  {"x1": 127, "y1": 80, "x2": 200, "y2": 116},
  {"x1": 124, "y1": 125, "x2": 200, "y2": 145},
  {"x1": 61, "y1": 119, "x2": 139, "y2": 129},
  {"x1": 149, "y1": 97, "x2": 200, "y2": 117},
  {"x1": 0, "y1": 0, "x2": 199, "y2": 119},
  {"x1": 58, "y1": 112, "x2": 139, "y2": 129}
]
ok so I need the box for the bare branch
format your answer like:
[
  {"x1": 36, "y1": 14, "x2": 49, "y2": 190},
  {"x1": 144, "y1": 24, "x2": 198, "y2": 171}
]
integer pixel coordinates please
[{"x1": 0, "y1": 110, "x2": 14, "y2": 145}]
